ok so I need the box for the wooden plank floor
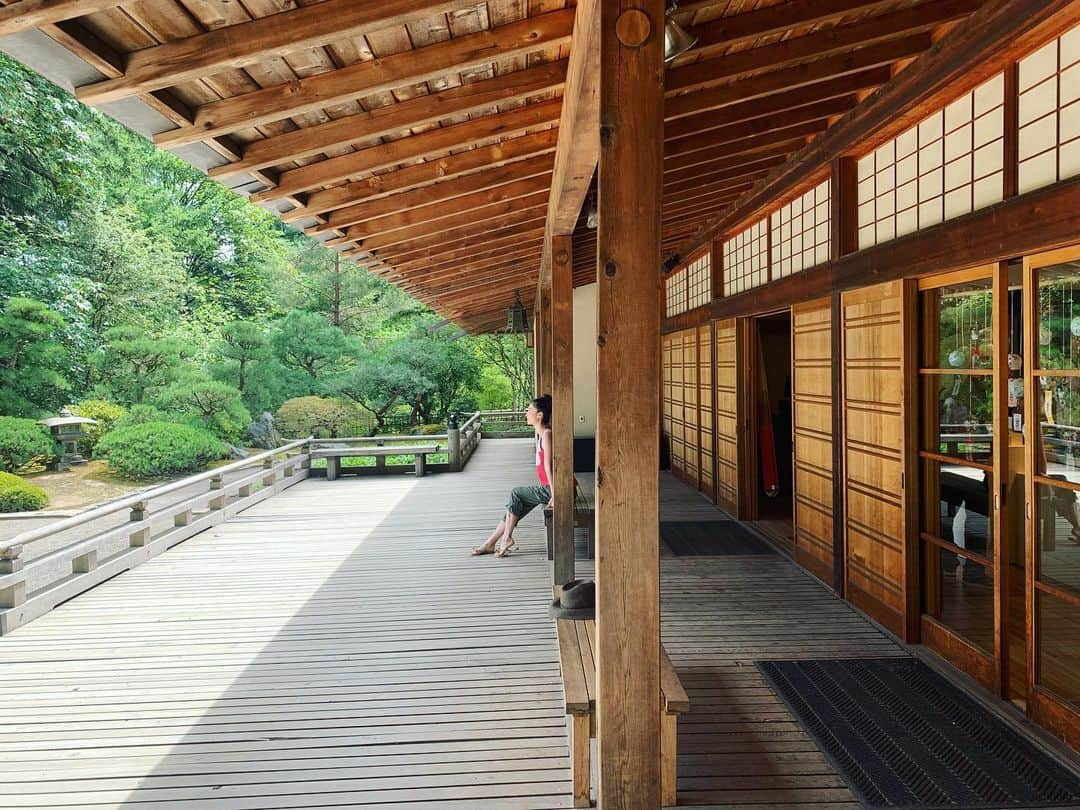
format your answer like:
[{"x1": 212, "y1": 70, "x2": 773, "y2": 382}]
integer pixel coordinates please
[{"x1": 0, "y1": 438, "x2": 572, "y2": 809}]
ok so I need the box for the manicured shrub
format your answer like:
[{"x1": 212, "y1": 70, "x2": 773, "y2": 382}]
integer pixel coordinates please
[
  {"x1": 276, "y1": 396, "x2": 372, "y2": 439},
  {"x1": 418, "y1": 423, "x2": 446, "y2": 435},
  {"x1": 0, "y1": 416, "x2": 56, "y2": 473},
  {"x1": 70, "y1": 399, "x2": 126, "y2": 454},
  {"x1": 111, "y1": 404, "x2": 169, "y2": 432},
  {"x1": 0, "y1": 471, "x2": 48, "y2": 513},
  {"x1": 95, "y1": 422, "x2": 227, "y2": 480},
  {"x1": 154, "y1": 379, "x2": 251, "y2": 443}
]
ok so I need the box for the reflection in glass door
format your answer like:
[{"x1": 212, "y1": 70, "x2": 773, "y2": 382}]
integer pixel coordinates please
[
  {"x1": 1024, "y1": 247, "x2": 1080, "y2": 748},
  {"x1": 918, "y1": 268, "x2": 1005, "y2": 691}
]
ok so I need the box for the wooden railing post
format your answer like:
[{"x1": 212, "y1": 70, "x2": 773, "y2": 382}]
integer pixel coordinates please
[
  {"x1": 0, "y1": 544, "x2": 26, "y2": 608},
  {"x1": 209, "y1": 474, "x2": 226, "y2": 510},
  {"x1": 129, "y1": 501, "x2": 150, "y2": 546},
  {"x1": 261, "y1": 456, "x2": 276, "y2": 487},
  {"x1": 448, "y1": 422, "x2": 462, "y2": 472}
]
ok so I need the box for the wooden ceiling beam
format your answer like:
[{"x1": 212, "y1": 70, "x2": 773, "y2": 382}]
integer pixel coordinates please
[
  {"x1": 664, "y1": 67, "x2": 891, "y2": 142},
  {"x1": 291, "y1": 129, "x2": 559, "y2": 219},
  {"x1": 379, "y1": 224, "x2": 548, "y2": 267},
  {"x1": 319, "y1": 154, "x2": 555, "y2": 232},
  {"x1": 544, "y1": 0, "x2": 600, "y2": 237},
  {"x1": 330, "y1": 174, "x2": 553, "y2": 239},
  {"x1": 662, "y1": 140, "x2": 798, "y2": 187},
  {"x1": 664, "y1": 177, "x2": 764, "y2": 209},
  {"x1": 391, "y1": 239, "x2": 545, "y2": 280},
  {"x1": 419, "y1": 272, "x2": 540, "y2": 302},
  {"x1": 663, "y1": 187, "x2": 751, "y2": 219},
  {"x1": 665, "y1": 32, "x2": 932, "y2": 120},
  {"x1": 665, "y1": 97, "x2": 855, "y2": 160},
  {"x1": 154, "y1": 9, "x2": 575, "y2": 148},
  {"x1": 667, "y1": 0, "x2": 984, "y2": 95},
  {"x1": 209, "y1": 62, "x2": 567, "y2": 180},
  {"x1": 663, "y1": 153, "x2": 787, "y2": 195},
  {"x1": 664, "y1": 128, "x2": 822, "y2": 175},
  {"x1": 674, "y1": 0, "x2": 1080, "y2": 259},
  {"x1": 396, "y1": 249, "x2": 544, "y2": 290},
  {"x1": 356, "y1": 195, "x2": 550, "y2": 251},
  {"x1": 75, "y1": 0, "x2": 482, "y2": 105},
  {"x1": 366, "y1": 209, "x2": 549, "y2": 256},
  {"x1": 251, "y1": 100, "x2": 561, "y2": 202},
  {"x1": 0, "y1": 0, "x2": 127, "y2": 37}
]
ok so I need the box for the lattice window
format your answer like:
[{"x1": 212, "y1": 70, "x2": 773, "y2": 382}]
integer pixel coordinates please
[
  {"x1": 857, "y1": 74, "x2": 1005, "y2": 250},
  {"x1": 770, "y1": 180, "x2": 831, "y2": 279},
  {"x1": 686, "y1": 252, "x2": 712, "y2": 310},
  {"x1": 1018, "y1": 24, "x2": 1080, "y2": 194},
  {"x1": 665, "y1": 267, "x2": 688, "y2": 317},
  {"x1": 722, "y1": 218, "x2": 768, "y2": 296}
]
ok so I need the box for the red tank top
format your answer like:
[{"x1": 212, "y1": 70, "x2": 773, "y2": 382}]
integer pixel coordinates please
[{"x1": 535, "y1": 432, "x2": 550, "y2": 487}]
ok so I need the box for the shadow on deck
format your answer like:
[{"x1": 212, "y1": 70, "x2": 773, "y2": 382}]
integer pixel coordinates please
[{"x1": 0, "y1": 439, "x2": 1077, "y2": 808}]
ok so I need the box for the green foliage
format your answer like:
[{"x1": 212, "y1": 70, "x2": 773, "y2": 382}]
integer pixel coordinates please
[
  {"x1": 330, "y1": 356, "x2": 423, "y2": 430},
  {"x1": 0, "y1": 416, "x2": 56, "y2": 472},
  {"x1": 70, "y1": 399, "x2": 126, "y2": 453},
  {"x1": 92, "y1": 326, "x2": 191, "y2": 405},
  {"x1": 96, "y1": 421, "x2": 226, "y2": 480},
  {"x1": 0, "y1": 471, "x2": 48, "y2": 513},
  {"x1": 271, "y1": 310, "x2": 354, "y2": 382},
  {"x1": 112, "y1": 404, "x2": 169, "y2": 432},
  {"x1": 154, "y1": 377, "x2": 251, "y2": 442},
  {"x1": 276, "y1": 396, "x2": 371, "y2": 439},
  {"x1": 417, "y1": 423, "x2": 446, "y2": 435},
  {"x1": 0, "y1": 298, "x2": 69, "y2": 416}
]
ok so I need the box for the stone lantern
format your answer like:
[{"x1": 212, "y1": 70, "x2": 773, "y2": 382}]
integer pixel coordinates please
[{"x1": 38, "y1": 410, "x2": 97, "y2": 471}]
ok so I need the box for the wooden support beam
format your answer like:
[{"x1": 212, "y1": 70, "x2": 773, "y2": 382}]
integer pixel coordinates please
[
  {"x1": 292, "y1": 130, "x2": 559, "y2": 219},
  {"x1": 664, "y1": 122, "x2": 828, "y2": 173},
  {"x1": 393, "y1": 240, "x2": 545, "y2": 281},
  {"x1": 0, "y1": 0, "x2": 125, "y2": 37},
  {"x1": 357, "y1": 199, "x2": 549, "y2": 252},
  {"x1": 535, "y1": 279, "x2": 551, "y2": 395},
  {"x1": 596, "y1": 0, "x2": 663, "y2": 806},
  {"x1": 545, "y1": 0, "x2": 600, "y2": 237},
  {"x1": 674, "y1": 0, "x2": 1080, "y2": 259},
  {"x1": 374, "y1": 215, "x2": 549, "y2": 260},
  {"x1": 209, "y1": 62, "x2": 567, "y2": 179},
  {"x1": 381, "y1": 226, "x2": 547, "y2": 268},
  {"x1": 662, "y1": 140, "x2": 801, "y2": 187},
  {"x1": 152, "y1": 9, "x2": 574, "y2": 148},
  {"x1": 75, "y1": 0, "x2": 481, "y2": 105},
  {"x1": 251, "y1": 101, "x2": 561, "y2": 202},
  {"x1": 550, "y1": 233, "x2": 575, "y2": 592},
  {"x1": 667, "y1": 0, "x2": 983, "y2": 95},
  {"x1": 323, "y1": 170, "x2": 554, "y2": 237}
]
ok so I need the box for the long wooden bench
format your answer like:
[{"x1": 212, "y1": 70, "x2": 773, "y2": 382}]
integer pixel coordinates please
[
  {"x1": 543, "y1": 505, "x2": 595, "y2": 559},
  {"x1": 556, "y1": 618, "x2": 689, "y2": 807},
  {"x1": 311, "y1": 444, "x2": 439, "y2": 480}
]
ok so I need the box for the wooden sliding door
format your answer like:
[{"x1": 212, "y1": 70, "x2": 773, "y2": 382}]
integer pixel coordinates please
[
  {"x1": 842, "y1": 281, "x2": 913, "y2": 638},
  {"x1": 698, "y1": 324, "x2": 715, "y2": 500},
  {"x1": 684, "y1": 329, "x2": 701, "y2": 486},
  {"x1": 715, "y1": 318, "x2": 740, "y2": 515},
  {"x1": 793, "y1": 299, "x2": 837, "y2": 587}
]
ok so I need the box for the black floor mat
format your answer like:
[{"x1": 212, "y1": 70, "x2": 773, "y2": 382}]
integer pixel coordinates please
[
  {"x1": 660, "y1": 520, "x2": 776, "y2": 556},
  {"x1": 758, "y1": 657, "x2": 1080, "y2": 808}
]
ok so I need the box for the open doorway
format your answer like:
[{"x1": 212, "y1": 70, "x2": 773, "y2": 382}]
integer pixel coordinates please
[{"x1": 751, "y1": 312, "x2": 794, "y2": 550}]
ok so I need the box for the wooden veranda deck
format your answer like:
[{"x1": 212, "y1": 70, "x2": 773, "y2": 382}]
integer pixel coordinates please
[{"x1": 1, "y1": 438, "x2": 1075, "y2": 808}]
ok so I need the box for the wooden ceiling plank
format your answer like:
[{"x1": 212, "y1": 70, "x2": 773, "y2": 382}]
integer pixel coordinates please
[
  {"x1": 251, "y1": 99, "x2": 562, "y2": 202},
  {"x1": 0, "y1": 0, "x2": 127, "y2": 37},
  {"x1": 321, "y1": 155, "x2": 555, "y2": 230},
  {"x1": 154, "y1": 9, "x2": 575, "y2": 148},
  {"x1": 368, "y1": 209, "x2": 549, "y2": 255},
  {"x1": 292, "y1": 129, "x2": 559, "y2": 219},
  {"x1": 665, "y1": 32, "x2": 931, "y2": 120},
  {"x1": 663, "y1": 152, "x2": 787, "y2": 193},
  {"x1": 75, "y1": 0, "x2": 483, "y2": 105},
  {"x1": 208, "y1": 61, "x2": 567, "y2": 179},
  {"x1": 392, "y1": 237, "x2": 545, "y2": 277},
  {"x1": 667, "y1": 0, "x2": 985, "y2": 95},
  {"x1": 664, "y1": 130, "x2": 819, "y2": 174},
  {"x1": 325, "y1": 173, "x2": 552, "y2": 237},
  {"x1": 380, "y1": 224, "x2": 548, "y2": 266},
  {"x1": 393, "y1": 248, "x2": 544, "y2": 288}
]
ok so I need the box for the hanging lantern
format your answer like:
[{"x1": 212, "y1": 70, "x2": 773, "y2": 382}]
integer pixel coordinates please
[
  {"x1": 1070, "y1": 315, "x2": 1080, "y2": 337},
  {"x1": 506, "y1": 289, "x2": 529, "y2": 334},
  {"x1": 1040, "y1": 324, "x2": 1053, "y2": 346},
  {"x1": 664, "y1": 2, "x2": 698, "y2": 63},
  {"x1": 947, "y1": 348, "x2": 967, "y2": 368}
]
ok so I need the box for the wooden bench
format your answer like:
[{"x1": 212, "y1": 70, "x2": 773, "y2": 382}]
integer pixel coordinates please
[
  {"x1": 311, "y1": 444, "x2": 439, "y2": 480},
  {"x1": 544, "y1": 505, "x2": 595, "y2": 560},
  {"x1": 556, "y1": 618, "x2": 689, "y2": 807}
]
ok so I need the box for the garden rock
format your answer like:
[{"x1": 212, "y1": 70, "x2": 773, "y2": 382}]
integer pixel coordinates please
[{"x1": 245, "y1": 412, "x2": 282, "y2": 449}]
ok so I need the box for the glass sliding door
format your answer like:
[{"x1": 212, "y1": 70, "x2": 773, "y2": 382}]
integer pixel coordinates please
[
  {"x1": 918, "y1": 267, "x2": 1006, "y2": 691},
  {"x1": 1024, "y1": 246, "x2": 1080, "y2": 748}
]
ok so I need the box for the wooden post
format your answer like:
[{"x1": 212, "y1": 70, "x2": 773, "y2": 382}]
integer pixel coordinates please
[
  {"x1": 209, "y1": 473, "x2": 226, "y2": 510},
  {"x1": 0, "y1": 545, "x2": 26, "y2": 609},
  {"x1": 537, "y1": 273, "x2": 552, "y2": 395},
  {"x1": 551, "y1": 233, "x2": 575, "y2": 592},
  {"x1": 448, "y1": 424, "x2": 462, "y2": 472},
  {"x1": 129, "y1": 501, "x2": 150, "y2": 547},
  {"x1": 595, "y1": 0, "x2": 663, "y2": 806}
]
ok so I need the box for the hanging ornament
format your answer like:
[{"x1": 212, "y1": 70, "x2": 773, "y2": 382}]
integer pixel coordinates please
[
  {"x1": 947, "y1": 348, "x2": 967, "y2": 368},
  {"x1": 1040, "y1": 324, "x2": 1053, "y2": 346},
  {"x1": 1008, "y1": 352, "x2": 1023, "y2": 371},
  {"x1": 1070, "y1": 315, "x2": 1080, "y2": 337}
]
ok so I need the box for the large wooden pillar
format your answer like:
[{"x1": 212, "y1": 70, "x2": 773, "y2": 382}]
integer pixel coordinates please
[
  {"x1": 535, "y1": 276, "x2": 552, "y2": 396},
  {"x1": 595, "y1": 0, "x2": 664, "y2": 806},
  {"x1": 551, "y1": 234, "x2": 575, "y2": 591}
]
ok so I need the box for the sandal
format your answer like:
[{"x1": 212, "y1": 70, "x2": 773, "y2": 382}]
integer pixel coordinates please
[{"x1": 494, "y1": 538, "x2": 516, "y2": 558}]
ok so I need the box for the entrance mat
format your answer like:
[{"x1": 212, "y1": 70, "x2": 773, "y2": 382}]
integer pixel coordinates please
[
  {"x1": 757, "y1": 657, "x2": 1080, "y2": 808},
  {"x1": 660, "y1": 521, "x2": 776, "y2": 556}
]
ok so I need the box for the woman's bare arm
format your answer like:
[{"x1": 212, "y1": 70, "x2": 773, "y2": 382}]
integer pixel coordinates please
[{"x1": 542, "y1": 428, "x2": 554, "y2": 504}]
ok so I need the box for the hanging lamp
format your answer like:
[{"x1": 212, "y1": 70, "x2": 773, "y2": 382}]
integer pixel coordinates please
[
  {"x1": 506, "y1": 289, "x2": 529, "y2": 334},
  {"x1": 664, "y1": 1, "x2": 698, "y2": 64}
]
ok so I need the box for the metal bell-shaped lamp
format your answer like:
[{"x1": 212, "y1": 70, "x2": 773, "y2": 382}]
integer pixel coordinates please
[{"x1": 664, "y1": 2, "x2": 697, "y2": 64}]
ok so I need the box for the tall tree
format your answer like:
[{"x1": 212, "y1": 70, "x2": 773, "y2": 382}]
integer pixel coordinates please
[{"x1": 0, "y1": 298, "x2": 69, "y2": 416}]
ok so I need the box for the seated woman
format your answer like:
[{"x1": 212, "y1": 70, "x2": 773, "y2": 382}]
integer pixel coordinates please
[{"x1": 471, "y1": 394, "x2": 553, "y2": 558}]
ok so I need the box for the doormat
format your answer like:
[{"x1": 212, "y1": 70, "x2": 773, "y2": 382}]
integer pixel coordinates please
[
  {"x1": 660, "y1": 521, "x2": 776, "y2": 556},
  {"x1": 757, "y1": 657, "x2": 1080, "y2": 808}
]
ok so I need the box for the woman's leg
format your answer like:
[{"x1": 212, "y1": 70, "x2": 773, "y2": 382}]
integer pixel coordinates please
[
  {"x1": 495, "y1": 511, "x2": 521, "y2": 555},
  {"x1": 472, "y1": 516, "x2": 508, "y2": 554}
]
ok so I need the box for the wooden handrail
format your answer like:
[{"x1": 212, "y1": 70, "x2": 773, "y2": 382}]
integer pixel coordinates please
[{"x1": 0, "y1": 438, "x2": 311, "y2": 556}]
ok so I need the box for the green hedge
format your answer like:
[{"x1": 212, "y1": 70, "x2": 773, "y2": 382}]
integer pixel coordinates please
[
  {"x1": 0, "y1": 416, "x2": 57, "y2": 473},
  {"x1": 96, "y1": 422, "x2": 227, "y2": 480},
  {"x1": 0, "y1": 471, "x2": 48, "y2": 512}
]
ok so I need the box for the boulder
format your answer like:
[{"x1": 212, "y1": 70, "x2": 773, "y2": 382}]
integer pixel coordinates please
[{"x1": 245, "y1": 412, "x2": 282, "y2": 449}]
